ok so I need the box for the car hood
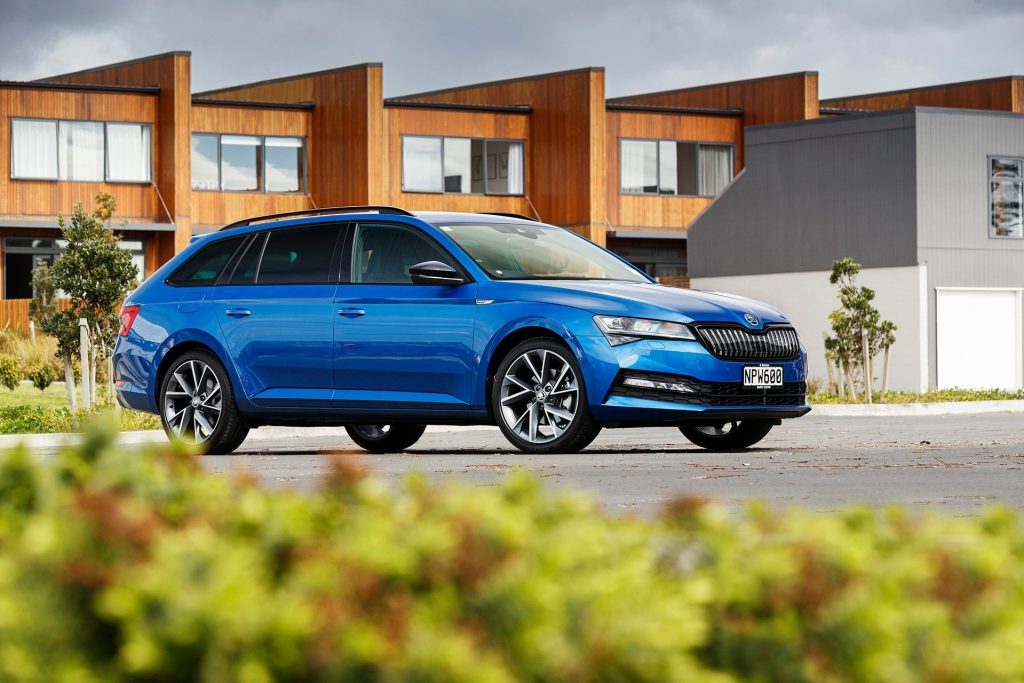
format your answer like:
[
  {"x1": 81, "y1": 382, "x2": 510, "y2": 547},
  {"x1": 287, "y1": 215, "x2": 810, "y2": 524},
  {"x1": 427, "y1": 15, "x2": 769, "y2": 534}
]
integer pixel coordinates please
[{"x1": 482, "y1": 280, "x2": 791, "y2": 328}]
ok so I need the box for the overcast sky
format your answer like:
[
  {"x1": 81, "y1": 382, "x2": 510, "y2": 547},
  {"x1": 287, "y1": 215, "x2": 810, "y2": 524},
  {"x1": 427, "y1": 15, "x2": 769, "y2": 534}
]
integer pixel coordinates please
[{"x1": 0, "y1": 0, "x2": 1019, "y2": 99}]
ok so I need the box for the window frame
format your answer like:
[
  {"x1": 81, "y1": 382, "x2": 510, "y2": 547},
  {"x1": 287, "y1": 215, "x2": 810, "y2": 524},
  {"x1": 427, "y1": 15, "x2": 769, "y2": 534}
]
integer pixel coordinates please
[
  {"x1": 212, "y1": 223, "x2": 346, "y2": 287},
  {"x1": 10, "y1": 116, "x2": 153, "y2": 184},
  {"x1": 400, "y1": 134, "x2": 526, "y2": 197},
  {"x1": 618, "y1": 137, "x2": 735, "y2": 198},
  {"x1": 340, "y1": 220, "x2": 472, "y2": 286},
  {"x1": 988, "y1": 155, "x2": 1024, "y2": 240},
  {"x1": 190, "y1": 132, "x2": 307, "y2": 195},
  {"x1": 165, "y1": 235, "x2": 247, "y2": 288}
]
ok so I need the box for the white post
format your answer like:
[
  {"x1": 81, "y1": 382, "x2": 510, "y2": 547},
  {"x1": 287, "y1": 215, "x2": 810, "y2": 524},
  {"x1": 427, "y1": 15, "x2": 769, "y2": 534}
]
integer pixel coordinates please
[
  {"x1": 28, "y1": 320, "x2": 35, "y2": 343},
  {"x1": 881, "y1": 346, "x2": 891, "y2": 395},
  {"x1": 861, "y1": 328, "x2": 872, "y2": 405},
  {"x1": 79, "y1": 318, "x2": 91, "y2": 411}
]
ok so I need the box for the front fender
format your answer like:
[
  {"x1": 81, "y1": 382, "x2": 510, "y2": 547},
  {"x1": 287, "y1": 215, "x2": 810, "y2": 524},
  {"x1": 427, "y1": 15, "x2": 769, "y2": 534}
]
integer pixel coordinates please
[{"x1": 474, "y1": 301, "x2": 599, "y2": 408}]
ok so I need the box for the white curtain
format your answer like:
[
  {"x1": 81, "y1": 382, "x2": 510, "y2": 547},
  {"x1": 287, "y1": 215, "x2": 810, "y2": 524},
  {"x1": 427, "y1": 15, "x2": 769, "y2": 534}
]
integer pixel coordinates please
[
  {"x1": 106, "y1": 123, "x2": 151, "y2": 182},
  {"x1": 11, "y1": 119, "x2": 57, "y2": 179},
  {"x1": 621, "y1": 140, "x2": 657, "y2": 194},
  {"x1": 507, "y1": 141, "x2": 524, "y2": 194},
  {"x1": 699, "y1": 144, "x2": 733, "y2": 196},
  {"x1": 58, "y1": 121, "x2": 104, "y2": 181},
  {"x1": 402, "y1": 136, "x2": 442, "y2": 192}
]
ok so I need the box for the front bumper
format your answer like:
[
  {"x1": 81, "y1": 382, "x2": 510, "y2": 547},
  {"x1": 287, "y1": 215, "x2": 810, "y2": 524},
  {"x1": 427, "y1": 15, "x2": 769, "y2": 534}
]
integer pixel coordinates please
[{"x1": 578, "y1": 334, "x2": 809, "y2": 425}]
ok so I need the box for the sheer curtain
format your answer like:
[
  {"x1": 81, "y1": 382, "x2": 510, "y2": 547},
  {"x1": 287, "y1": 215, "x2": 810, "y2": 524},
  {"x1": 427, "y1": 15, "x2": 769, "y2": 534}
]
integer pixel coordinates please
[
  {"x1": 507, "y1": 141, "x2": 524, "y2": 194},
  {"x1": 11, "y1": 119, "x2": 58, "y2": 179},
  {"x1": 58, "y1": 121, "x2": 104, "y2": 181},
  {"x1": 621, "y1": 140, "x2": 657, "y2": 194},
  {"x1": 699, "y1": 144, "x2": 733, "y2": 196},
  {"x1": 106, "y1": 123, "x2": 152, "y2": 182}
]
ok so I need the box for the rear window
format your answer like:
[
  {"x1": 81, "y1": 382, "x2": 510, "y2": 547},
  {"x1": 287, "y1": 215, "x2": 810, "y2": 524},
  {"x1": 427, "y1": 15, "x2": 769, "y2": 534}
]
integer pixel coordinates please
[
  {"x1": 167, "y1": 236, "x2": 245, "y2": 286},
  {"x1": 256, "y1": 224, "x2": 339, "y2": 285}
]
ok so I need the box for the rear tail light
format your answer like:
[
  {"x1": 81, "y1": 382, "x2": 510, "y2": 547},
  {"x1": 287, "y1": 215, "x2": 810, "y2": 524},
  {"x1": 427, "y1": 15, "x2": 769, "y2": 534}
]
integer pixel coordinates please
[{"x1": 118, "y1": 305, "x2": 140, "y2": 336}]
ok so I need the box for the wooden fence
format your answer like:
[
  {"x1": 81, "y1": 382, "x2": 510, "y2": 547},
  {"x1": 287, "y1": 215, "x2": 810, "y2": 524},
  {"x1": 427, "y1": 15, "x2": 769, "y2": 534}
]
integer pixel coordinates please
[{"x1": 0, "y1": 299, "x2": 33, "y2": 335}]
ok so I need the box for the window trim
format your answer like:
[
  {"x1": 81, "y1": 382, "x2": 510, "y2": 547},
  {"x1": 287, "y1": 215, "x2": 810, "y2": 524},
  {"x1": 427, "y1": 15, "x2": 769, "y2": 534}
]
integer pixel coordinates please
[
  {"x1": 400, "y1": 134, "x2": 526, "y2": 197},
  {"x1": 10, "y1": 116, "x2": 154, "y2": 184},
  {"x1": 618, "y1": 137, "x2": 735, "y2": 198},
  {"x1": 987, "y1": 154, "x2": 1024, "y2": 240},
  {"x1": 341, "y1": 220, "x2": 473, "y2": 286},
  {"x1": 190, "y1": 132, "x2": 307, "y2": 194}
]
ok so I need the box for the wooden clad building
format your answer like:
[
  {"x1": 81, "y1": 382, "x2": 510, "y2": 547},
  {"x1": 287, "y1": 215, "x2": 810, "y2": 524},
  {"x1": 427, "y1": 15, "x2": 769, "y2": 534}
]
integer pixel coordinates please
[{"x1": 0, "y1": 49, "x2": 1019, "y2": 310}]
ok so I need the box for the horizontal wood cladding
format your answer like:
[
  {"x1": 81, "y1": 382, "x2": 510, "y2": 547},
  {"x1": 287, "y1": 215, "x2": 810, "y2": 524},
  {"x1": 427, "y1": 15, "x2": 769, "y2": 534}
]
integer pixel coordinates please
[
  {"x1": 384, "y1": 106, "x2": 532, "y2": 214},
  {"x1": 401, "y1": 69, "x2": 606, "y2": 243},
  {"x1": 191, "y1": 192, "x2": 310, "y2": 230},
  {"x1": 190, "y1": 104, "x2": 311, "y2": 136},
  {"x1": 611, "y1": 72, "x2": 819, "y2": 126},
  {"x1": 823, "y1": 77, "x2": 1022, "y2": 113},
  {"x1": 606, "y1": 110, "x2": 742, "y2": 231},
  {"x1": 0, "y1": 86, "x2": 163, "y2": 221}
]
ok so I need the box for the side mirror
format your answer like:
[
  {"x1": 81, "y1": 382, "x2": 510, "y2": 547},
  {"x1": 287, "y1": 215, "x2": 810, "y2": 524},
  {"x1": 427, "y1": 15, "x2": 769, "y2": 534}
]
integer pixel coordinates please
[{"x1": 408, "y1": 260, "x2": 465, "y2": 286}]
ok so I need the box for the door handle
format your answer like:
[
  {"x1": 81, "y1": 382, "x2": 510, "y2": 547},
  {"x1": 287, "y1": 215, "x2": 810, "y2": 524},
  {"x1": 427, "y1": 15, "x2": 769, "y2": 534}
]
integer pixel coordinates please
[
  {"x1": 338, "y1": 307, "x2": 366, "y2": 318},
  {"x1": 225, "y1": 308, "x2": 252, "y2": 317}
]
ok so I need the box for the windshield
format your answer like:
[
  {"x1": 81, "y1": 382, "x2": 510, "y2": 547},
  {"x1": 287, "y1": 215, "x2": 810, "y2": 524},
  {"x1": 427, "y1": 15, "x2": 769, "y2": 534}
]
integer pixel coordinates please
[{"x1": 438, "y1": 222, "x2": 650, "y2": 282}]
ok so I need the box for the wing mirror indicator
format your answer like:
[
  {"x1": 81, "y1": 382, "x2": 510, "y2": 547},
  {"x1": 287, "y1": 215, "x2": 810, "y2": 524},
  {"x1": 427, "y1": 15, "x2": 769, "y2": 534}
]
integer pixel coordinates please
[{"x1": 408, "y1": 261, "x2": 465, "y2": 286}]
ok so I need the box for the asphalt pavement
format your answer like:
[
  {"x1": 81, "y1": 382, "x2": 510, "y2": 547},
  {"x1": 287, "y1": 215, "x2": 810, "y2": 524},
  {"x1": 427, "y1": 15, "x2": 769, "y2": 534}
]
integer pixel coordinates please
[{"x1": 183, "y1": 412, "x2": 1024, "y2": 516}]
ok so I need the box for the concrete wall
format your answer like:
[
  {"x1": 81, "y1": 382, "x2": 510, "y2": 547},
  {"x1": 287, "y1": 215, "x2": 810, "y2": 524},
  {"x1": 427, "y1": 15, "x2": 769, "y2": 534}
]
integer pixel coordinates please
[
  {"x1": 915, "y1": 108, "x2": 1024, "y2": 385},
  {"x1": 691, "y1": 264, "x2": 929, "y2": 392},
  {"x1": 688, "y1": 110, "x2": 919, "y2": 278}
]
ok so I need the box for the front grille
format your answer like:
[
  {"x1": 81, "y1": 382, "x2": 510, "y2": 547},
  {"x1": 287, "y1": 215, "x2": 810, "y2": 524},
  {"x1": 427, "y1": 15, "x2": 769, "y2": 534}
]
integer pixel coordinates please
[
  {"x1": 695, "y1": 325, "x2": 800, "y2": 361},
  {"x1": 612, "y1": 371, "x2": 806, "y2": 407}
]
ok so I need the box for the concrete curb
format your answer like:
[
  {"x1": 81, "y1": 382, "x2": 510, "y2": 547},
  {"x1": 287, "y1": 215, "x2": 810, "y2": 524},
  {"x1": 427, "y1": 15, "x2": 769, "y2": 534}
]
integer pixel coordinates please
[
  {"x1": 0, "y1": 423, "x2": 497, "y2": 450},
  {"x1": 809, "y1": 400, "x2": 1024, "y2": 417}
]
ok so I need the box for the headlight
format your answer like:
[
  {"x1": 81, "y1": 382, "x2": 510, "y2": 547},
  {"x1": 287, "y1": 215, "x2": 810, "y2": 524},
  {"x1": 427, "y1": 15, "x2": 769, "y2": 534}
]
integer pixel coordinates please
[{"x1": 593, "y1": 315, "x2": 695, "y2": 346}]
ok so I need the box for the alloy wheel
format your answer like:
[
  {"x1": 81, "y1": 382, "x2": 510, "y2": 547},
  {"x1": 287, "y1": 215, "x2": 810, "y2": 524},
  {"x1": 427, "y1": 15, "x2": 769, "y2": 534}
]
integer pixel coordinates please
[
  {"x1": 163, "y1": 359, "x2": 222, "y2": 443},
  {"x1": 499, "y1": 348, "x2": 579, "y2": 444}
]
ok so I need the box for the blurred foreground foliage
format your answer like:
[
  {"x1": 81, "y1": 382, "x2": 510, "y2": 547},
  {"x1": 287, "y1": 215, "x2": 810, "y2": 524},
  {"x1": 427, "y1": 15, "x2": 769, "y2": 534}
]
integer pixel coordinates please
[{"x1": 1, "y1": 424, "x2": 1023, "y2": 682}]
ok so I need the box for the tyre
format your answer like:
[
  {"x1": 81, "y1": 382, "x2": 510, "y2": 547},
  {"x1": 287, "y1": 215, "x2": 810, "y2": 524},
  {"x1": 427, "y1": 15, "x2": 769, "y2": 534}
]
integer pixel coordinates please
[
  {"x1": 492, "y1": 338, "x2": 601, "y2": 454},
  {"x1": 679, "y1": 420, "x2": 774, "y2": 450},
  {"x1": 345, "y1": 424, "x2": 427, "y2": 453},
  {"x1": 159, "y1": 350, "x2": 249, "y2": 455}
]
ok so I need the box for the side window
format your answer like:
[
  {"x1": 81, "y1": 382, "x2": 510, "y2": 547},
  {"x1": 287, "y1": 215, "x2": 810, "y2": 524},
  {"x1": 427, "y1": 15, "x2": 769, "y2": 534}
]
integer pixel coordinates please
[
  {"x1": 167, "y1": 236, "x2": 244, "y2": 286},
  {"x1": 225, "y1": 232, "x2": 266, "y2": 285},
  {"x1": 351, "y1": 223, "x2": 453, "y2": 284},
  {"x1": 257, "y1": 224, "x2": 339, "y2": 285}
]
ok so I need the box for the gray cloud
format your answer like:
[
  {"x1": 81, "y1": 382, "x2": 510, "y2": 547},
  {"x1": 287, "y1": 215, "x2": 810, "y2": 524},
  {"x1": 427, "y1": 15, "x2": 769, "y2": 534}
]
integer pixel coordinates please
[{"x1": 0, "y1": 0, "x2": 1020, "y2": 98}]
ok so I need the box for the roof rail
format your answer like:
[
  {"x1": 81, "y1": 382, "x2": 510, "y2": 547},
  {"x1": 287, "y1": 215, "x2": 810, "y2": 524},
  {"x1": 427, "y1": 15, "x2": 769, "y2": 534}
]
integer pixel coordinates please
[
  {"x1": 220, "y1": 206, "x2": 414, "y2": 231},
  {"x1": 481, "y1": 212, "x2": 539, "y2": 222}
]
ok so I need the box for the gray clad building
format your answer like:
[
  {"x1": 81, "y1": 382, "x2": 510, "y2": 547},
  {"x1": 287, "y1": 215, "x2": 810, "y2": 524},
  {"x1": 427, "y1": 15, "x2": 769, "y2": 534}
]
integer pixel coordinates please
[{"x1": 690, "y1": 107, "x2": 1024, "y2": 392}]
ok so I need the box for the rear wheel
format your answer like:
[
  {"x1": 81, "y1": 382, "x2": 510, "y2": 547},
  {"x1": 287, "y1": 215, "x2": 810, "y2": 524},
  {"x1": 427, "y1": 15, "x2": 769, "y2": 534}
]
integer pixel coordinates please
[
  {"x1": 159, "y1": 350, "x2": 249, "y2": 455},
  {"x1": 492, "y1": 339, "x2": 601, "y2": 454},
  {"x1": 679, "y1": 420, "x2": 773, "y2": 450},
  {"x1": 345, "y1": 424, "x2": 427, "y2": 453}
]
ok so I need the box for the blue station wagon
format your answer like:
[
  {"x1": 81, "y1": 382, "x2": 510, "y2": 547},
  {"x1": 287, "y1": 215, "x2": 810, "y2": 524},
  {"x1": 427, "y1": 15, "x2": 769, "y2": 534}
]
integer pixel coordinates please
[{"x1": 114, "y1": 207, "x2": 809, "y2": 455}]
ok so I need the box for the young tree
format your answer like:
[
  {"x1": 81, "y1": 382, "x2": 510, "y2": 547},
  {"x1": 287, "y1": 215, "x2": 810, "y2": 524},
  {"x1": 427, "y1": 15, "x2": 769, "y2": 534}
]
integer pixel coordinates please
[
  {"x1": 824, "y1": 258, "x2": 897, "y2": 398},
  {"x1": 28, "y1": 263, "x2": 57, "y2": 323},
  {"x1": 36, "y1": 194, "x2": 138, "y2": 407}
]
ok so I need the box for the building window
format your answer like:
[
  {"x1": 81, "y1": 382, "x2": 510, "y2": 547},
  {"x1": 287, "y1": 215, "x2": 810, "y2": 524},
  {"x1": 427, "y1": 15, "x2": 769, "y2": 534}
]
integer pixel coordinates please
[
  {"x1": 190, "y1": 134, "x2": 305, "y2": 193},
  {"x1": 3, "y1": 237, "x2": 145, "y2": 299},
  {"x1": 620, "y1": 139, "x2": 734, "y2": 197},
  {"x1": 402, "y1": 136, "x2": 524, "y2": 195},
  {"x1": 10, "y1": 118, "x2": 152, "y2": 183},
  {"x1": 990, "y1": 157, "x2": 1023, "y2": 239}
]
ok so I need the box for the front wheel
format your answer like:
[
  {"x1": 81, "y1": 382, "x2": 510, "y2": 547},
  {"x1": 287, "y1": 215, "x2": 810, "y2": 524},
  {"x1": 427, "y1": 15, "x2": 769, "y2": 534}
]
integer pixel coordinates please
[
  {"x1": 492, "y1": 339, "x2": 601, "y2": 454},
  {"x1": 679, "y1": 420, "x2": 774, "y2": 450},
  {"x1": 345, "y1": 424, "x2": 427, "y2": 453}
]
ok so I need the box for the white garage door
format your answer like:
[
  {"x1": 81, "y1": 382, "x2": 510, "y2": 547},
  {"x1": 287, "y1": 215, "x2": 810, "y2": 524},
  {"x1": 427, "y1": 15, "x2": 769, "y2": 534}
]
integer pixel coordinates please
[{"x1": 936, "y1": 288, "x2": 1022, "y2": 390}]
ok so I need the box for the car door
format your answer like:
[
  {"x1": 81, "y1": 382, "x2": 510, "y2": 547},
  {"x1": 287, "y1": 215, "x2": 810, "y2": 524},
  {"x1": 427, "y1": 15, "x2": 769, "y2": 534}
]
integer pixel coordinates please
[
  {"x1": 333, "y1": 221, "x2": 478, "y2": 409},
  {"x1": 214, "y1": 222, "x2": 342, "y2": 408}
]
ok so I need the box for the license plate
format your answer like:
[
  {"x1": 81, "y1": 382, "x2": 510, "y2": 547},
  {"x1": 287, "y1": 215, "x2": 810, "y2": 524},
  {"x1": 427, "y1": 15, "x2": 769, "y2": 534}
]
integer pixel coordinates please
[{"x1": 743, "y1": 365, "x2": 783, "y2": 388}]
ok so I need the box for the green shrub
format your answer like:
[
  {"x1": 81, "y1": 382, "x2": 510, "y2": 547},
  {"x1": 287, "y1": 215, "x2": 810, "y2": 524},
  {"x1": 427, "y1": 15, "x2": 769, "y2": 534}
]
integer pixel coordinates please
[
  {"x1": 0, "y1": 425, "x2": 1023, "y2": 682},
  {"x1": 25, "y1": 362, "x2": 56, "y2": 392},
  {"x1": 0, "y1": 353, "x2": 19, "y2": 391},
  {"x1": 810, "y1": 387, "x2": 1024, "y2": 404},
  {"x1": 0, "y1": 404, "x2": 158, "y2": 434}
]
